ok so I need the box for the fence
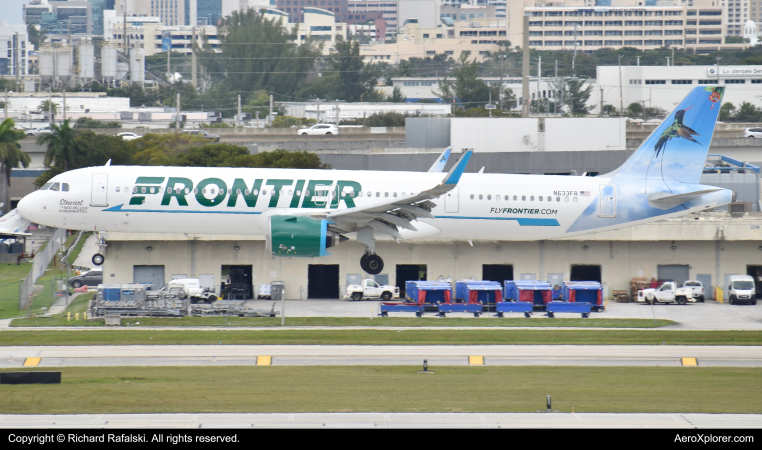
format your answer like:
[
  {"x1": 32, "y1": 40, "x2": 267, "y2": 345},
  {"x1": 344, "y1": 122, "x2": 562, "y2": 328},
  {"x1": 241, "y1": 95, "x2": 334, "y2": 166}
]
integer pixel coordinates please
[
  {"x1": 19, "y1": 228, "x2": 66, "y2": 311},
  {"x1": 0, "y1": 279, "x2": 59, "y2": 317}
]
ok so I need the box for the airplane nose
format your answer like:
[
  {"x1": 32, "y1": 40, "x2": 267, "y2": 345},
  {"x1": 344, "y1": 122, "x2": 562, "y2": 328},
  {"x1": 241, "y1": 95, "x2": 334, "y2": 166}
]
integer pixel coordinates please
[{"x1": 17, "y1": 194, "x2": 33, "y2": 219}]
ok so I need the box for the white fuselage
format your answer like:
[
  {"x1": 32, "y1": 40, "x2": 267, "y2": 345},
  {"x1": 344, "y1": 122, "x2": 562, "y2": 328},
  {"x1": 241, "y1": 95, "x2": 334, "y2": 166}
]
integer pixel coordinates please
[{"x1": 17, "y1": 165, "x2": 726, "y2": 241}]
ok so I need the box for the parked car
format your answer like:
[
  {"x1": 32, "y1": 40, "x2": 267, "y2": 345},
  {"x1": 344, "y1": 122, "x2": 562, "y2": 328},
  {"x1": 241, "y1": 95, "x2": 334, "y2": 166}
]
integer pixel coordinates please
[
  {"x1": 743, "y1": 127, "x2": 762, "y2": 138},
  {"x1": 183, "y1": 129, "x2": 221, "y2": 141},
  {"x1": 117, "y1": 132, "x2": 141, "y2": 141},
  {"x1": 298, "y1": 124, "x2": 339, "y2": 135},
  {"x1": 68, "y1": 269, "x2": 103, "y2": 288},
  {"x1": 25, "y1": 127, "x2": 53, "y2": 138}
]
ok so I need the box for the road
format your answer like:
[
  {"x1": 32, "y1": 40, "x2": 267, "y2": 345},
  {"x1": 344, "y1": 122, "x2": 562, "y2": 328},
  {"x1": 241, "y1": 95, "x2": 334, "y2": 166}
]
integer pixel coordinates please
[
  {"x1": 1, "y1": 412, "x2": 761, "y2": 428},
  {"x1": 1, "y1": 345, "x2": 760, "y2": 368}
]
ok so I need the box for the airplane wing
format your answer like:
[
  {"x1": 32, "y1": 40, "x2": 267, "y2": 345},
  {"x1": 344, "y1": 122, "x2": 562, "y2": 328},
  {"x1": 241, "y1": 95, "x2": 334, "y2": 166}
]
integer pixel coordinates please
[
  {"x1": 648, "y1": 188, "x2": 722, "y2": 210},
  {"x1": 0, "y1": 209, "x2": 32, "y2": 237},
  {"x1": 325, "y1": 150, "x2": 473, "y2": 239},
  {"x1": 427, "y1": 147, "x2": 451, "y2": 172}
]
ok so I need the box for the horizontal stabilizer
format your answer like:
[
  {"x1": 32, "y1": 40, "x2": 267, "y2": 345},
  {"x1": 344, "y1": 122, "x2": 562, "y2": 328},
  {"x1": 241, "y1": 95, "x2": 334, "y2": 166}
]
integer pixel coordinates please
[
  {"x1": 0, "y1": 209, "x2": 31, "y2": 236},
  {"x1": 648, "y1": 188, "x2": 722, "y2": 210}
]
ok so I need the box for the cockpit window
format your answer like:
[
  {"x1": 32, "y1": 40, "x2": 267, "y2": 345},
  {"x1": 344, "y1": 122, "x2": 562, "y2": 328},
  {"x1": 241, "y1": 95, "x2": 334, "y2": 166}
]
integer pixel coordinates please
[
  {"x1": 49, "y1": 183, "x2": 60, "y2": 191},
  {"x1": 62, "y1": 183, "x2": 69, "y2": 192},
  {"x1": 40, "y1": 183, "x2": 53, "y2": 190}
]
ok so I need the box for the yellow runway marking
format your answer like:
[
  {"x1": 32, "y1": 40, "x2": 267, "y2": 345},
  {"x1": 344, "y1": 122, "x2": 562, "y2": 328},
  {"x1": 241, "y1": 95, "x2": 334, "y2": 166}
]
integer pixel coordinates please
[
  {"x1": 23, "y1": 357, "x2": 41, "y2": 367},
  {"x1": 468, "y1": 356, "x2": 484, "y2": 365},
  {"x1": 681, "y1": 357, "x2": 698, "y2": 366},
  {"x1": 257, "y1": 356, "x2": 272, "y2": 366}
]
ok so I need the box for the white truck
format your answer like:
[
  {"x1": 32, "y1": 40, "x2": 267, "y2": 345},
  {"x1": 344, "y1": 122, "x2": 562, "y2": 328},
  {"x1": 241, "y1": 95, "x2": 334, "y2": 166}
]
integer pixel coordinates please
[
  {"x1": 682, "y1": 280, "x2": 705, "y2": 302},
  {"x1": 637, "y1": 281, "x2": 697, "y2": 305},
  {"x1": 164, "y1": 278, "x2": 218, "y2": 304},
  {"x1": 345, "y1": 279, "x2": 400, "y2": 301}
]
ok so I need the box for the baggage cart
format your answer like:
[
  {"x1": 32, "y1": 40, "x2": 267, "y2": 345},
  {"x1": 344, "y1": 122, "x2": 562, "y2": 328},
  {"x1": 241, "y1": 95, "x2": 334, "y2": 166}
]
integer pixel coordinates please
[
  {"x1": 561, "y1": 281, "x2": 604, "y2": 312},
  {"x1": 546, "y1": 302, "x2": 592, "y2": 318}
]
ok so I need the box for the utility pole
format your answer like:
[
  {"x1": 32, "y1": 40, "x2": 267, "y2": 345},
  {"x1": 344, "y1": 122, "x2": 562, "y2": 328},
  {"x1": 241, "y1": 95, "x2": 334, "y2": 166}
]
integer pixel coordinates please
[
  {"x1": 48, "y1": 88, "x2": 52, "y2": 124},
  {"x1": 176, "y1": 93, "x2": 181, "y2": 131},
  {"x1": 521, "y1": 14, "x2": 530, "y2": 118},
  {"x1": 666, "y1": 57, "x2": 670, "y2": 66},
  {"x1": 237, "y1": 94, "x2": 241, "y2": 127},
  {"x1": 191, "y1": 26, "x2": 197, "y2": 89},
  {"x1": 269, "y1": 94, "x2": 273, "y2": 124},
  {"x1": 554, "y1": 60, "x2": 558, "y2": 115},
  {"x1": 618, "y1": 54, "x2": 624, "y2": 119},
  {"x1": 636, "y1": 56, "x2": 640, "y2": 66},
  {"x1": 316, "y1": 99, "x2": 321, "y2": 123},
  {"x1": 537, "y1": 56, "x2": 542, "y2": 115},
  {"x1": 3, "y1": 88, "x2": 7, "y2": 119},
  {"x1": 499, "y1": 55, "x2": 504, "y2": 110},
  {"x1": 335, "y1": 99, "x2": 340, "y2": 125},
  {"x1": 716, "y1": 57, "x2": 722, "y2": 84},
  {"x1": 572, "y1": 25, "x2": 579, "y2": 74},
  {"x1": 62, "y1": 89, "x2": 66, "y2": 122}
]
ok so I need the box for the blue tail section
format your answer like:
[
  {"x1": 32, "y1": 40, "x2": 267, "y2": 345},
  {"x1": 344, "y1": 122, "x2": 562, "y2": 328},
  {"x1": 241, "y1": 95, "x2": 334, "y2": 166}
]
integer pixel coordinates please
[{"x1": 615, "y1": 86, "x2": 724, "y2": 188}]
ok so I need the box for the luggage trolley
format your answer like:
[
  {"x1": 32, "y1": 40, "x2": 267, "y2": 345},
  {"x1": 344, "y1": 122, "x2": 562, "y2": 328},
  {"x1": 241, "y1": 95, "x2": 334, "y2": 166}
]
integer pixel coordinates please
[
  {"x1": 438, "y1": 281, "x2": 493, "y2": 317},
  {"x1": 381, "y1": 281, "x2": 450, "y2": 317},
  {"x1": 561, "y1": 281, "x2": 604, "y2": 312},
  {"x1": 503, "y1": 280, "x2": 553, "y2": 311}
]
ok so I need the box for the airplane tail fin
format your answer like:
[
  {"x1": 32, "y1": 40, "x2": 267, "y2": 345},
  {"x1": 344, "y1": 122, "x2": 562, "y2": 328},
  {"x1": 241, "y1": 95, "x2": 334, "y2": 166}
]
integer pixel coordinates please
[{"x1": 613, "y1": 86, "x2": 724, "y2": 188}]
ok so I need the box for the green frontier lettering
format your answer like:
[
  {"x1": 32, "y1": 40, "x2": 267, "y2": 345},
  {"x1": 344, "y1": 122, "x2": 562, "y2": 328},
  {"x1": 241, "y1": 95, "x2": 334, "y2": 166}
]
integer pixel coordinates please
[
  {"x1": 332, "y1": 180, "x2": 363, "y2": 209},
  {"x1": 227, "y1": 179, "x2": 263, "y2": 207},
  {"x1": 196, "y1": 178, "x2": 227, "y2": 207},
  {"x1": 301, "y1": 180, "x2": 333, "y2": 209},
  {"x1": 290, "y1": 180, "x2": 305, "y2": 208},
  {"x1": 161, "y1": 177, "x2": 193, "y2": 206},
  {"x1": 266, "y1": 179, "x2": 295, "y2": 207}
]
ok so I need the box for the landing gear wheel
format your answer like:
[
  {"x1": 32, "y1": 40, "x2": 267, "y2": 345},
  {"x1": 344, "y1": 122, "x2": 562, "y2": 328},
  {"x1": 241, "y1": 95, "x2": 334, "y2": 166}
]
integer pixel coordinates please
[
  {"x1": 352, "y1": 292, "x2": 363, "y2": 301},
  {"x1": 365, "y1": 254, "x2": 384, "y2": 275},
  {"x1": 92, "y1": 253, "x2": 105, "y2": 266},
  {"x1": 360, "y1": 254, "x2": 370, "y2": 273}
]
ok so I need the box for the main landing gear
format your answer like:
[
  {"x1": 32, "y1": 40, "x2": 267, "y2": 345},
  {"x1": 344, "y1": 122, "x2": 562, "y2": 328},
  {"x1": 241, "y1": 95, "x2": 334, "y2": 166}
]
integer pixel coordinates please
[
  {"x1": 92, "y1": 231, "x2": 107, "y2": 266},
  {"x1": 360, "y1": 252, "x2": 384, "y2": 275}
]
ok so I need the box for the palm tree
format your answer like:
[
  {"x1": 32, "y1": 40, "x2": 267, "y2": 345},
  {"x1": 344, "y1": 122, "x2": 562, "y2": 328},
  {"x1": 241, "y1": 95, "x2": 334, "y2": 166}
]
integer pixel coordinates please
[
  {"x1": 38, "y1": 118, "x2": 77, "y2": 172},
  {"x1": 0, "y1": 118, "x2": 31, "y2": 215},
  {"x1": 38, "y1": 100, "x2": 58, "y2": 123}
]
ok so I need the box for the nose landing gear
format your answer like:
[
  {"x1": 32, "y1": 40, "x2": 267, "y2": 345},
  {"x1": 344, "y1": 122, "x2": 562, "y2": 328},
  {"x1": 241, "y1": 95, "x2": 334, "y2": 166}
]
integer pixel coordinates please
[{"x1": 92, "y1": 231, "x2": 108, "y2": 266}]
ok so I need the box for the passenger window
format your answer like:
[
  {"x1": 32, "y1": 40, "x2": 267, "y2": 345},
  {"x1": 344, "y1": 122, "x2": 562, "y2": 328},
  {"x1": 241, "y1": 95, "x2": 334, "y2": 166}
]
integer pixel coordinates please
[
  {"x1": 504, "y1": 195, "x2": 509, "y2": 200},
  {"x1": 521, "y1": 195, "x2": 526, "y2": 201},
  {"x1": 513, "y1": 195, "x2": 517, "y2": 201},
  {"x1": 280, "y1": 189, "x2": 285, "y2": 196},
  {"x1": 50, "y1": 183, "x2": 60, "y2": 191},
  {"x1": 470, "y1": 194, "x2": 475, "y2": 199},
  {"x1": 393, "y1": 192, "x2": 397, "y2": 197},
  {"x1": 487, "y1": 195, "x2": 491, "y2": 200},
  {"x1": 539, "y1": 196, "x2": 543, "y2": 201},
  {"x1": 479, "y1": 194, "x2": 483, "y2": 200},
  {"x1": 245, "y1": 189, "x2": 251, "y2": 195},
  {"x1": 62, "y1": 183, "x2": 69, "y2": 192},
  {"x1": 401, "y1": 192, "x2": 405, "y2": 197},
  {"x1": 133, "y1": 187, "x2": 137, "y2": 193},
  {"x1": 530, "y1": 196, "x2": 534, "y2": 201},
  {"x1": 254, "y1": 189, "x2": 260, "y2": 195},
  {"x1": 548, "y1": 197, "x2": 552, "y2": 202},
  {"x1": 384, "y1": 192, "x2": 388, "y2": 197},
  {"x1": 358, "y1": 191, "x2": 363, "y2": 197},
  {"x1": 262, "y1": 190, "x2": 267, "y2": 195},
  {"x1": 295, "y1": 190, "x2": 300, "y2": 196},
  {"x1": 228, "y1": 189, "x2": 232, "y2": 195},
  {"x1": 288, "y1": 190, "x2": 293, "y2": 196},
  {"x1": 185, "y1": 189, "x2": 190, "y2": 195},
  {"x1": 125, "y1": 187, "x2": 129, "y2": 193},
  {"x1": 116, "y1": 187, "x2": 120, "y2": 192},
  {"x1": 376, "y1": 192, "x2": 380, "y2": 197},
  {"x1": 564, "y1": 197, "x2": 569, "y2": 202},
  {"x1": 556, "y1": 197, "x2": 561, "y2": 202},
  {"x1": 573, "y1": 197, "x2": 578, "y2": 203}
]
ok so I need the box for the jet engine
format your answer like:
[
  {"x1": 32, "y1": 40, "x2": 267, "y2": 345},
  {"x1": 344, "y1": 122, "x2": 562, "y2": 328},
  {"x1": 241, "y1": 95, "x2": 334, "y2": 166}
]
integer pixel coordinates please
[{"x1": 269, "y1": 215, "x2": 346, "y2": 257}]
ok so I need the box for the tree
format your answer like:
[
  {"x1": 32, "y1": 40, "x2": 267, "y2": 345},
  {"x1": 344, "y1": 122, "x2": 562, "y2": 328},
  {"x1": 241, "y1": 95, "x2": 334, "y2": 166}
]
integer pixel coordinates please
[
  {"x1": 719, "y1": 102, "x2": 736, "y2": 122},
  {"x1": 435, "y1": 53, "x2": 491, "y2": 109},
  {"x1": 386, "y1": 86, "x2": 407, "y2": 103},
  {"x1": 563, "y1": 79, "x2": 593, "y2": 115},
  {"x1": 0, "y1": 119, "x2": 30, "y2": 215},
  {"x1": 734, "y1": 102, "x2": 762, "y2": 122},
  {"x1": 37, "y1": 119, "x2": 78, "y2": 172},
  {"x1": 38, "y1": 100, "x2": 58, "y2": 122},
  {"x1": 601, "y1": 104, "x2": 619, "y2": 117},
  {"x1": 327, "y1": 36, "x2": 379, "y2": 102},
  {"x1": 196, "y1": 9, "x2": 321, "y2": 102},
  {"x1": 626, "y1": 102, "x2": 643, "y2": 118},
  {"x1": 27, "y1": 24, "x2": 45, "y2": 50}
]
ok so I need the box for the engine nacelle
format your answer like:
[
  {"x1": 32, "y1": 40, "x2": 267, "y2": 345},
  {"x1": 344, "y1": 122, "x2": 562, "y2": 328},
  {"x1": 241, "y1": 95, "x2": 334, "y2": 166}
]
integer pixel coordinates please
[{"x1": 269, "y1": 215, "x2": 343, "y2": 257}]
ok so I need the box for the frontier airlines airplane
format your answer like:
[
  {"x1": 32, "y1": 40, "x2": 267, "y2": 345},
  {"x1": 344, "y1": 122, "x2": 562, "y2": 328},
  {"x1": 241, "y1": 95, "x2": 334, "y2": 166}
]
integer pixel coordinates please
[{"x1": 10, "y1": 86, "x2": 731, "y2": 274}]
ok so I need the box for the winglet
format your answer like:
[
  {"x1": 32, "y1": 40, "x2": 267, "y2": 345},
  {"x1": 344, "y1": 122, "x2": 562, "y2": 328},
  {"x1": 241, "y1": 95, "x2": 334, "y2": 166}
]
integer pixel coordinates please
[
  {"x1": 427, "y1": 147, "x2": 452, "y2": 172},
  {"x1": 442, "y1": 150, "x2": 473, "y2": 185}
]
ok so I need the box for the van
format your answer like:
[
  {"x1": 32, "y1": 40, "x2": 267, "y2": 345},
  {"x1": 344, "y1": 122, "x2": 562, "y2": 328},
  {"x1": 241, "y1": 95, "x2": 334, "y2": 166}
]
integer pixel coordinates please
[{"x1": 728, "y1": 275, "x2": 757, "y2": 305}]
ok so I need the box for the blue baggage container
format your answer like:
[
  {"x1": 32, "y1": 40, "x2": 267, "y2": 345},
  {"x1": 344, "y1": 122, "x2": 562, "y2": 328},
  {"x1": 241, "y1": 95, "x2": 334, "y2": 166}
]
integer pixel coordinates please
[
  {"x1": 561, "y1": 281, "x2": 604, "y2": 311},
  {"x1": 503, "y1": 280, "x2": 552, "y2": 307},
  {"x1": 455, "y1": 280, "x2": 502, "y2": 304},
  {"x1": 546, "y1": 302, "x2": 592, "y2": 318},
  {"x1": 405, "y1": 281, "x2": 452, "y2": 304}
]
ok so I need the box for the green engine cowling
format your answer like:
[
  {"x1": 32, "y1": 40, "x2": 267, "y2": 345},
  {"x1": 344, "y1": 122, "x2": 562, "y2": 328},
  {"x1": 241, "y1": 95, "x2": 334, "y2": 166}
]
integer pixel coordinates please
[{"x1": 269, "y1": 215, "x2": 345, "y2": 257}]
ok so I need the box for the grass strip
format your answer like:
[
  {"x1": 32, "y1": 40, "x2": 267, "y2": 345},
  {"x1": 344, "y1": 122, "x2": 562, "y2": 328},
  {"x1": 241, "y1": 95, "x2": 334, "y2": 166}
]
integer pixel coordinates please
[
  {"x1": 10, "y1": 315, "x2": 675, "y2": 328},
  {"x1": 0, "y1": 329, "x2": 761, "y2": 346},
  {"x1": 1, "y1": 366, "x2": 761, "y2": 414}
]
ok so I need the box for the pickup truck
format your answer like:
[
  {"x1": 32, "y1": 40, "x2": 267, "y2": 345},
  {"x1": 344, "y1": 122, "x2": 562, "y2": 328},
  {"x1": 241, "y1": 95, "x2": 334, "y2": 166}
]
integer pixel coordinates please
[
  {"x1": 162, "y1": 278, "x2": 218, "y2": 304},
  {"x1": 345, "y1": 279, "x2": 399, "y2": 301},
  {"x1": 637, "y1": 281, "x2": 696, "y2": 305},
  {"x1": 682, "y1": 280, "x2": 705, "y2": 302}
]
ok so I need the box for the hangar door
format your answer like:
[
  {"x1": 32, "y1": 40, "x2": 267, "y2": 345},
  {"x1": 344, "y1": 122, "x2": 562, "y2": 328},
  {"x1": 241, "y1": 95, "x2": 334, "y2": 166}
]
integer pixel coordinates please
[
  {"x1": 657, "y1": 264, "x2": 689, "y2": 287},
  {"x1": 133, "y1": 265, "x2": 166, "y2": 290}
]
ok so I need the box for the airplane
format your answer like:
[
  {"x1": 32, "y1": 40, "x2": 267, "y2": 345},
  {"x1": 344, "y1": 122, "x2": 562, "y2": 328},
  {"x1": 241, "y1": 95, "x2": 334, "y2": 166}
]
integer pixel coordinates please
[{"x1": 12, "y1": 86, "x2": 732, "y2": 274}]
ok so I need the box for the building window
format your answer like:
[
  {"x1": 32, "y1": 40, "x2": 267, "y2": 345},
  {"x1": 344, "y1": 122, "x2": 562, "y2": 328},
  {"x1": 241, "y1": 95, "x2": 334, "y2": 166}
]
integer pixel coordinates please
[
  {"x1": 671, "y1": 80, "x2": 692, "y2": 84},
  {"x1": 604, "y1": 30, "x2": 623, "y2": 36},
  {"x1": 629, "y1": 79, "x2": 642, "y2": 84},
  {"x1": 625, "y1": 30, "x2": 643, "y2": 35},
  {"x1": 645, "y1": 80, "x2": 666, "y2": 84},
  {"x1": 697, "y1": 80, "x2": 716, "y2": 84},
  {"x1": 725, "y1": 79, "x2": 746, "y2": 84},
  {"x1": 751, "y1": 79, "x2": 762, "y2": 84}
]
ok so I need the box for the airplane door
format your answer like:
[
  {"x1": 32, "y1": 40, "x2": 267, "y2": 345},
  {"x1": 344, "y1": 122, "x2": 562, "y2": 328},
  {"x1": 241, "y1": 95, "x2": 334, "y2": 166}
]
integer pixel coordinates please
[
  {"x1": 444, "y1": 187, "x2": 459, "y2": 213},
  {"x1": 598, "y1": 184, "x2": 616, "y2": 218},
  {"x1": 91, "y1": 173, "x2": 109, "y2": 207}
]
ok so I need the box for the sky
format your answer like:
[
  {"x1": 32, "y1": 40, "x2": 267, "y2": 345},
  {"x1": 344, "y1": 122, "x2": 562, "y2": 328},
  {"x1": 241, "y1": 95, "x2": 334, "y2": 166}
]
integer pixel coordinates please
[{"x1": 1, "y1": 0, "x2": 32, "y2": 26}]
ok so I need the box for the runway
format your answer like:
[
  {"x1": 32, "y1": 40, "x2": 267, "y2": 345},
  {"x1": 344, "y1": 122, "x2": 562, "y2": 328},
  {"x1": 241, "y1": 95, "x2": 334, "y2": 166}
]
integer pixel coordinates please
[
  {"x1": 1, "y1": 412, "x2": 761, "y2": 428},
  {"x1": 2, "y1": 345, "x2": 761, "y2": 368}
]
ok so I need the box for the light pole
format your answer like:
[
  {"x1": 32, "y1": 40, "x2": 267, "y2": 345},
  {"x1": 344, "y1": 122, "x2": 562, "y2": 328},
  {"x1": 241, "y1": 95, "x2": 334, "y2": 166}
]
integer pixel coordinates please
[{"x1": 572, "y1": 24, "x2": 579, "y2": 74}]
